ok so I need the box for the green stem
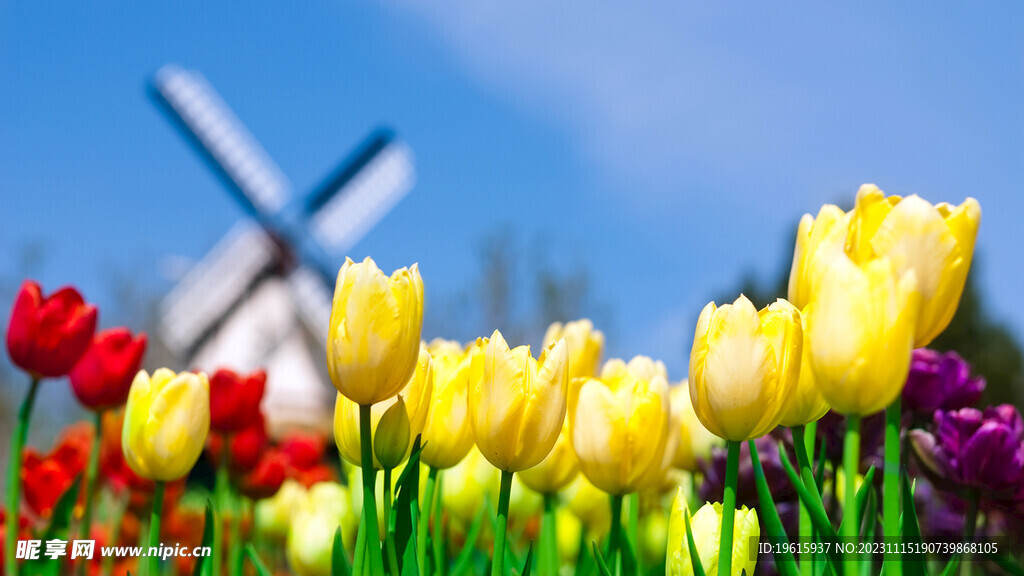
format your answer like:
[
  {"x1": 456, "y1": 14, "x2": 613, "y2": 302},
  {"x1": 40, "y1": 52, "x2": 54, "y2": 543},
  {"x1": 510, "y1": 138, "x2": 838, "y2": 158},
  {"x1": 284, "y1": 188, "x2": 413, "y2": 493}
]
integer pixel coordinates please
[
  {"x1": 542, "y1": 492, "x2": 558, "y2": 576},
  {"x1": 793, "y1": 428, "x2": 813, "y2": 576},
  {"x1": 842, "y1": 415, "x2": 861, "y2": 564},
  {"x1": 491, "y1": 470, "x2": 514, "y2": 576},
  {"x1": 5, "y1": 377, "x2": 39, "y2": 576},
  {"x1": 102, "y1": 493, "x2": 128, "y2": 576},
  {"x1": 962, "y1": 488, "x2": 978, "y2": 576},
  {"x1": 359, "y1": 404, "x2": 385, "y2": 574},
  {"x1": 628, "y1": 492, "x2": 640, "y2": 575},
  {"x1": 884, "y1": 399, "x2": 901, "y2": 576},
  {"x1": 213, "y1": 444, "x2": 230, "y2": 576},
  {"x1": 74, "y1": 410, "x2": 103, "y2": 576},
  {"x1": 354, "y1": 507, "x2": 368, "y2": 575},
  {"x1": 148, "y1": 481, "x2": 166, "y2": 576},
  {"x1": 383, "y1": 467, "x2": 399, "y2": 575},
  {"x1": 432, "y1": 472, "x2": 444, "y2": 576},
  {"x1": 719, "y1": 440, "x2": 740, "y2": 576},
  {"x1": 228, "y1": 494, "x2": 243, "y2": 576},
  {"x1": 607, "y1": 493, "x2": 623, "y2": 574},
  {"x1": 419, "y1": 467, "x2": 438, "y2": 576}
]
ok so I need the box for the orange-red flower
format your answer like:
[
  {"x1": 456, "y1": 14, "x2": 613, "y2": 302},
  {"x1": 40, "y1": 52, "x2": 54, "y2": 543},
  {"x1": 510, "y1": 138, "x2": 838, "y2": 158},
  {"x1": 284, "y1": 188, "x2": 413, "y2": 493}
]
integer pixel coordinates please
[
  {"x1": 6, "y1": 280, "x2": 97, "y2": 378},
  {"x1": 21, "y1": 423, "x2": 92, "y2": 518},
  {"x1": 68, "y1": 328, "x2": 147, "y2": 411},
  {"x1": 240, "y1": 449, "x2": 289, "y2": 500},
  {"x1": 209, "y1": 368, "x2": 266, "y2": 433},
  {"x1": 207, "y1": 415, "x2": 269, "y2": 473}
]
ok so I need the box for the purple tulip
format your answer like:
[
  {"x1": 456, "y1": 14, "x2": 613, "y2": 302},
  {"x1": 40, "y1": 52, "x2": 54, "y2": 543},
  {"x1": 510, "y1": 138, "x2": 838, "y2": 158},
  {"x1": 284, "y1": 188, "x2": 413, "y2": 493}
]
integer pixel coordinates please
[
  {"x1": 911, "y1": 404, "x2": 1024, "y2": 496},
  {"x1": 903, "y1": 349, "x2": 985, "y2": 414}
]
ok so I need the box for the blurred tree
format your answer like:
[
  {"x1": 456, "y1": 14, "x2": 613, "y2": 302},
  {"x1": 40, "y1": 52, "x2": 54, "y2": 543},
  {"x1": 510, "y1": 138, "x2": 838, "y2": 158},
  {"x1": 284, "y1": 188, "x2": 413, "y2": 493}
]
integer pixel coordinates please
[{"x1": 424, "y1": 226, "x2": 614, "y2": 349}]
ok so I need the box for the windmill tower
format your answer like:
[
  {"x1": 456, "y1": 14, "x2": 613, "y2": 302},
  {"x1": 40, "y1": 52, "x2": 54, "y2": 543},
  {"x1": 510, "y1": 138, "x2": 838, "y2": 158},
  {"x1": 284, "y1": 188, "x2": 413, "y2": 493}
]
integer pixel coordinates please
[{"x1": 151, "y1": 64, "x2": 415, "y2": 435}]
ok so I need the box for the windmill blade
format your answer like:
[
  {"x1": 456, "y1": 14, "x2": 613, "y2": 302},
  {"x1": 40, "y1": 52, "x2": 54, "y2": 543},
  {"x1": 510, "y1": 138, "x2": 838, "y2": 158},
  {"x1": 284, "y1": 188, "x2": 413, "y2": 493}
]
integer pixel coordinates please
[
  {"x1": 305, "y1": 131, "x2": 415, "y2": 256},
  {"x1": 151, "y1": 64, "x2": 291, "y2": 219},
  {"x1": 159, "y1": 222, "x2": 279, "y2": 356},
  {"x1": 286, "y1": 265, "x2": 333, "y2": 347}
]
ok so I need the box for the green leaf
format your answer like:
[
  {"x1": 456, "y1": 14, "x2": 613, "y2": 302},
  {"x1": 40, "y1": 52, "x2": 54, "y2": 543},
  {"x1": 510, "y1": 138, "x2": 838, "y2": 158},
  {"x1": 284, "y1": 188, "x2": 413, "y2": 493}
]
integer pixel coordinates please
[
  {"x1": 683, "y1": 510, "x2": 707, "y2": 576},
  {"x1": 401, "y1": 532, "x2": 421, "y2": 576},
  {"x1": 836, "y1": 465, "x2": 875, "y2": 538},
  {"x1": 937, "y1": 554, "x2": 961, "y2": 576},
  {"x1": 900, "y1": 471, "x2": 925, "y2": 576},
  {"x1": 191, "y1": 501, "x2": 216, "y2": 576},
  {"x1": 591, "y1": 542, "x2": 613, "y2": 576},
  {"x1": 395, "y1": 435, "x2": 424, "y2": 572},
  {"x1": 620, "y1": 525, "x2": 637, "y2": 576},
  {"x1": 42, "y1": 475, "x2": 82, "y2": 540},
  {"x1": 244, "y1": 544, "x2": 273, "y2": 576},
  {"x1": 333, "y1": 526, "x2": 353, "y2": 576},
  {"x1": 858, "y1": 490, "x2": 876, "y2": 576},
  {"x1": 989, "y1": 553, "x2": 1024, "y2": 576},
  {"x1": 451, "y1": 503, "x2": 488, "y2": 576},
  {"x1": 520, "y1": 542, "x2": 534, "y2": 576},
  {"x1": 748, "y1": 441, "x2": 799, "y2": 576},
  {"x1": 778, "y1": 443, "x2": 844, "y2": 575}
]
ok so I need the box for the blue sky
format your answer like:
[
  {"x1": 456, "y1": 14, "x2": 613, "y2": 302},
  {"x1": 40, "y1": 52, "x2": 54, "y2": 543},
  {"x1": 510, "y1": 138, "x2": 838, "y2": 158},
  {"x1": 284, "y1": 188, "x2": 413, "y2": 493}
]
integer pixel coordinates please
[{"x1": 2, "y1": 2, "x2": 1022, "y2": 379}]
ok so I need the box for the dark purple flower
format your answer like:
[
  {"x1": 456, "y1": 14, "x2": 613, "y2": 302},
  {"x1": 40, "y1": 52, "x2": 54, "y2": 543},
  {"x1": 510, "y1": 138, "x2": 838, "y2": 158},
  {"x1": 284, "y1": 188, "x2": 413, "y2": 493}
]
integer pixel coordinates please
[
  {"x1": 903, "y1": 349, "x2": 985, "y2": 415},
  {"x1": 911, "y1": 405, "x2": 1024, "y2": 496}
]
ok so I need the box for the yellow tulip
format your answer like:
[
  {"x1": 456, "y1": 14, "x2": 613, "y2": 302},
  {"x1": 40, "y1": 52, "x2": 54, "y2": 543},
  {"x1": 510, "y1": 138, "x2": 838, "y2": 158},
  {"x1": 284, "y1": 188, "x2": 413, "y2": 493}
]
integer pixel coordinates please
[
  {"x1": 519, "y1": 420, "x2": 579, "y2": 494},
  {"x1": 666, "y1": 489, "x2": 759, "y2": 576},
  {"x1": 789, "y1": 185, "x2": 980, "y2": 347},
  {"x1": 789, "y1": 204, "x2": 853, "y2": 310},
  {"x1": 327, "y1": 257, "x2": 424, "y2": 406},
  {"x1": 286, "y1": 482, "x2": 356, "y2": 576},
  {"x1": 569, "y1": 357, "x2": 670, "y2": 495},
  {"x1": 563, "y1": 474, "x2": 611, "y2": 537},
  {"x1": 845, "y1": 184, "x2": 980, "y2": 346},
  {"x1": 254, "y1": 480, "x2": 307, "y2": 540},
  {"x1": 334, "y1": 346, "x2": 433, "y2": 469},
  {"x1": 670, "y1": 384, "x2": 723, "y2": 472},
  {"x1": 688, "y1": 296, "x2": 802, "y2": 442},
  {"x1": 806, "y1": 254, "x2": 920, "y2": 415},
  {"x1": 441, "y1": 445, "x2": 500, "y2": 524},
  {"x1": 543, "y1": 319, "x2": 605, "y2": 379},
  {"x1": 778, "y1": 310, "x2": 830, "y2": 427},
  {"x1": 468, "y1": 330, "x2": 568, "y2": 472},
  {"x1": 420, "y1": 339, "x2": 475, "y2": 469},
  {"x1": 122, "y1": 368, "x2": 210, "y2": 482}
]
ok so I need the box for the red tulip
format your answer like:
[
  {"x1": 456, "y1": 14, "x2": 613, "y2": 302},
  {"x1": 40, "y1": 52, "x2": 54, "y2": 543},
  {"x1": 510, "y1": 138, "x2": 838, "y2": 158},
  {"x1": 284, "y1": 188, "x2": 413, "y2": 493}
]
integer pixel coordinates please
[
  {"x1": 68, "y1": 328, "x2": 147, "y2": 411},
  {"x1": 6, "y1": 280, "x2": 97, "y2": 378},
  {"x1": 240, "y1": 450, "x2": 288, "y2": 500},
  {"x1": 20, "y1": 423, "x2": 91, "y2": 518},
  {"x1": 279, "y1": 433, "x2": 326, "y2": 470},
  {"x1": 209, "y1": 368, "x2": 266, "y2": 433},
  {"x1": 206, "y1": 415, "x2": 269, "y2": 473}
]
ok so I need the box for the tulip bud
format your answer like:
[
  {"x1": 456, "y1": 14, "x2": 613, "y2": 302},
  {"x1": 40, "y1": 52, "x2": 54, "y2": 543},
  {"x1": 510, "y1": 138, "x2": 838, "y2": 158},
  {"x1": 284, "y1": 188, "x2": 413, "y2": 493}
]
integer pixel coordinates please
[
  {"x1": 806, "y1": 256, "x2": 920, "y2": 415},
  {"x1": 327, "y1": 257, "x2": 424, "y2": 406},
  {"x1": 778, "y1": 310, "x2": 830, "y2": 427},
  {"x1": 122, "y1": 368, "x2": 210, "y2": 482},
  {"x1": 519, "y1": 421, "x2": 579, "y2": 494},
  {"x1": 208, "y1": 368, "x2": 266, "y2": 433},
  {"x1": 666, "y1": 489, "x2": 759, "y2": 576},
  {"x1": 420, "y1": 339, "x2": 475, "y2": 469},
  {"x1": 689, "y1": 296, "x2": 803, "y2": 441},
  {"x1": 6, "y1": 280, "x2": 97, "y2": 378},
  {"x1": 68, "y1": 328, "x2": 147, "y2": 411},
  {"x1": 374, "y1": 396, "x2": 412, "y2": 470},
  {"x1": 543, "y1": 319, "x2": 605, "y2": 380},
  {"x1": 334, "y1": 347, "x2": 433, "y2": 469},
  {"x1": 670, "y1": 384, "x2": 723, "y2": 472},
  {"x1": 570, "y1": 357, "x2": 670, "y2": 495},
  {"x1": 469, "y1": 330, "x2": 569, "y2": 472}
]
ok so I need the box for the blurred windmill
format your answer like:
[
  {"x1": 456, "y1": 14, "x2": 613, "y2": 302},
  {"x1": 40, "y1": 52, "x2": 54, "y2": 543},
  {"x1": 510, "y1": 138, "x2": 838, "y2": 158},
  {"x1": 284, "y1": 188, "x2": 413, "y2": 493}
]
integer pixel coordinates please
[{"x1": 150, "y1": 64, "x2": 415, "y2": 435}]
